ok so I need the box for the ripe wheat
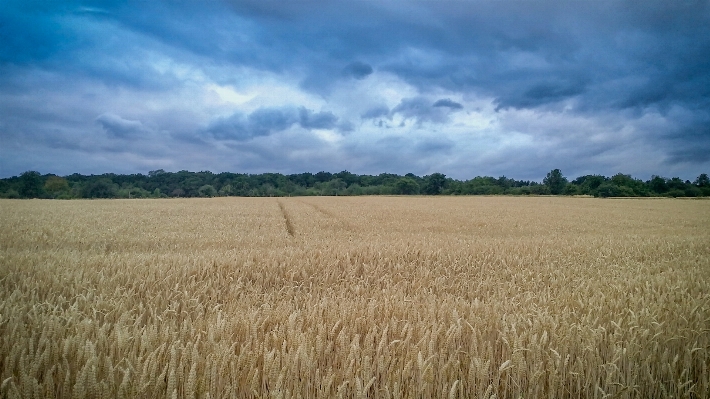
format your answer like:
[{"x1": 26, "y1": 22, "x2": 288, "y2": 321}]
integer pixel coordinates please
[{"x1": 0, "y1": 197, "x2": 709, "y2": 398}]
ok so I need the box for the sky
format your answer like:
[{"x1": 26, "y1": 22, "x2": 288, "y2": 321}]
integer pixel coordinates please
[{"x1": 1, "y1": 0, "x2": 709, "y2": 181}]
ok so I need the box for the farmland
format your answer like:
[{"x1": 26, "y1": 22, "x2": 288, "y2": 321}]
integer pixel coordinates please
[{"x1": 1, "y1": 197, "x2": 709, "y2": 398}]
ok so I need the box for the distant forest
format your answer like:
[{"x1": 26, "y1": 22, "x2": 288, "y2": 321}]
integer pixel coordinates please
[{"x1": 2, "y1": 169, "x2": 709, "y2": 199}]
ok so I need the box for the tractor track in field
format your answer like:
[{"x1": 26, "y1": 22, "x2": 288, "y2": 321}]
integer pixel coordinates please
[
  {"x1": 277, "y1": 200, "x2": 295, "y2": 237},
  {"x1": 298, "y1": 200, "x2": 356, "y2": 232}
]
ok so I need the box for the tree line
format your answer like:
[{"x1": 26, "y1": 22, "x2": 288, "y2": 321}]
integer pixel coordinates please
[{"x1": 1, "y1": 169, "x2": 709, "y2": 199}]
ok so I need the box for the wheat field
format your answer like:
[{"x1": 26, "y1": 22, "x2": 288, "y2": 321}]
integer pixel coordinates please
[{"x1": 1, "y1": 197, "x2": 709, "y2": 398}]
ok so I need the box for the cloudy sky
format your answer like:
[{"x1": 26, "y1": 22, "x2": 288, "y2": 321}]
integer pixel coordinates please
[{"x1": 1, "y1": 0, "x2": 709, "y2": 180}]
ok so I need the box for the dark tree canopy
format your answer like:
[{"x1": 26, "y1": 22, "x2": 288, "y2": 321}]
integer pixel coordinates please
[
  {"x1": 543, "y1": 169, "x2": 568, "y2": 195},
  {"x1": 19, "y1": 171, "x2": 43, "y2": 198},
  {"x1": 394, "y1": 178, "x2": 420, "y2": 195},
  {"x1": 1, "y1": 169, "x2": 708, "y2": 199},
  {"x1": 422, "y1": 173, "x2": 447, "y2": 195},
  {"x1": 83, "y1": 179, "x2": 117, "y2": 198}
]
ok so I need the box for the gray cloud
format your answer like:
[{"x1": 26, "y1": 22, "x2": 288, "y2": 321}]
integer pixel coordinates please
[
  {"x1": 664, "y1": 123, "x2": 710, "y2": 165},
  {"x1": 205, "y1": 106, "x2": 343, "y2": 141},
  {"x1": 494, "y1": 84, "x2": 585, "y2": 111},
  {"x1": 248, "y1": 108, "x2": 298, "y2": 134},
  {"x1": 7, "y1": 0, "x2": 708, "y2": 115},
  {"x1": 299, "y1": 108, "x2": 339, "y2": 130},
  {"x1": 432, "y1": 98, "x2": 463, "y2": 110},
  {"x1": 361, "y1": 105, "x2": 390, "y2": 120},
  {"x1": 342, "y1": 61, "x2": 373, "y2": 80},
  {"x1": 392, "y1": 97, "x2": 453, "y2": 124},
  {"x1": 96, "y1": 113, "x2": 150, "y2": 139},
  {"x1": 1, "y1": 0, "x2": 709, "y2": 180},
  {"x1": 337, "y1": 120, "x2": 355, "y2": 133},
  {"x1": 414, "y1": 138, "x2": 455, "y2": 153},
  {"x1": 205, "y1": 107, "x2": 298, "y2": 141}
]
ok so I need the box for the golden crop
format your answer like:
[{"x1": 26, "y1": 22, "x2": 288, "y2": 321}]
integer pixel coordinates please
[{"x1": 1, "y1": 197, "x2": 709, "y2": 398}]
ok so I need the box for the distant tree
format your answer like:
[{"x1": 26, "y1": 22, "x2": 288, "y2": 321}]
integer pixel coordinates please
[
  {"x1": 325, "y1": 178, "x2": 347, "y2": 195},
  {"x1": 5, "y1": 169, "x2": 708, "y2": 199},
  {"x1": 1, "y1": 189, "x2": 21, "y2": 199},
  {"x1": 595, "y1": 182, "x2": 634, "y2": 197},
  {"x1": 507, "y1": 186, "x2": 529, "y2": 195},
  {"x1": 572, "y1": 175, "x2": 606, "y2": 195},
  {"x1": 422, "y1": 173, "x2": 447, "y2": 195},
  {"x1": 44, "y1": 175, "x2": 69, "y2": 197},
  {"x1": 610, "y1": 173, "x2": 649, "y2": 196},
  {"x1": 394, "y1": 177, "x2": 420, "y2": 195},
  {"x1": 684, "y1": 186, "x2": 702, "y2": 197},
  {"x1": 344, "y1": 184, "x2": 364, "y2": 196},
  {"x1": 446, "y1": 180, "x2": 463, "y2": 194},
  {"x1": 472, "y1": 185, "x2": 503, "y2": 195},
  {"x1": 198, "y1": 185, "x2": 217, "y2": 197},
  {"x1": 117, "y1": 186, "x2": 149, "y2": 199},
  {"x1": 495, "y1": 176, "x2": 514, "y2": 190},
  {"x1": 694, "y1": 173, "x2": 709, "y2": 187},
  {"x1": 666, "y1": 177, "x2": 686, "y2": 190},
  {"x1": 334, "y1": 170, "x2": 358, "y2": 187},
  {"x1": 183, "y1": 176, "x2": 206, "y2": 196},
  {"x1": 19, "y1": 171, "x2": 43, "y2": 198},
  {"x1": 563, "y1": 183, "x2": 578, "y2": 195},
  {"x1": 288, "y1": 172, "x2": 315, "y2": 188},
  {"x1": 84, "y1": 178, "x2": 117, "y2": 198},
  {"x1": 529, "y1": 184, "x2": 551, "y2": 195},
  {"x1": 595, "y1": 182, "x2": 622, "y2": 198},
  {"x1": 666, "y1": 189, "x2": 686, "y2": 198},
  {"x1": 543, "y1": 169, "x2": 568, "y2": 195},
  {"x1": 649, "y1": 176, "x2": 669, "y2": 194},
  {"x1": 218, "y1": 184, "x2": 234, "y2": 196},
  {"x1": 314, "y1": 171, "x2": 333, "y2": 183}
]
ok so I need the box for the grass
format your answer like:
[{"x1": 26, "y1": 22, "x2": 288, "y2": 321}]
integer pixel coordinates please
[{"x1": 1, "y1": 196, "x2": 709, "y2": 398}]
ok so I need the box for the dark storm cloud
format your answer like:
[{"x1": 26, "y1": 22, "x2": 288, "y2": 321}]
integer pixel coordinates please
[
  {"x1": 249, "y1": 108, "x2": 299, "y2": 134},
  {"x1": 8, "y1": 0, "x2": 708, "y2": 112},
  {"x1": 371, "y1": 1, "x2": 709, "y2": 114},
  {"x1": 664, "y1": 122, "x2": 710, "y2": 164},
  {"x1": 342, "y1": 61, "x2": 373, "y2": 80},
  {"x1": 0, "y1": 16, "x2": 204, "y2": 98},
  {"x1": 9, "y1": 0, "x2": 705, "y2": 114},
  {"x1": 392, "y1": 98, "x2": 433, "y2": 123},
  {"x1": 392, "y1": 97, "x2": 456, "y2": 125},
  {"x1": 1, "y1": 0, "x2": 709, "y2": 179},
  {"x1": 299, "y1": 108, "x2": 338, "y2": 130},
  {"x1": 0, "y1": 20, "x2": 55, "y2": 64},
  {"x1": 491, "y1": 76, "x2": 589, "y2": 110},
  {"x1": 668, "y1": 146, "x2": 710, "y2": 164},
  {"x1": 432, "y1": 99, "x2": 463, "y2": 110},
  {"x1": 205, "y1": 107, "x2": 298, "y2": 141},
  {"x1": 205, "y1": 106, "x2": 342, "y2": 141}
]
